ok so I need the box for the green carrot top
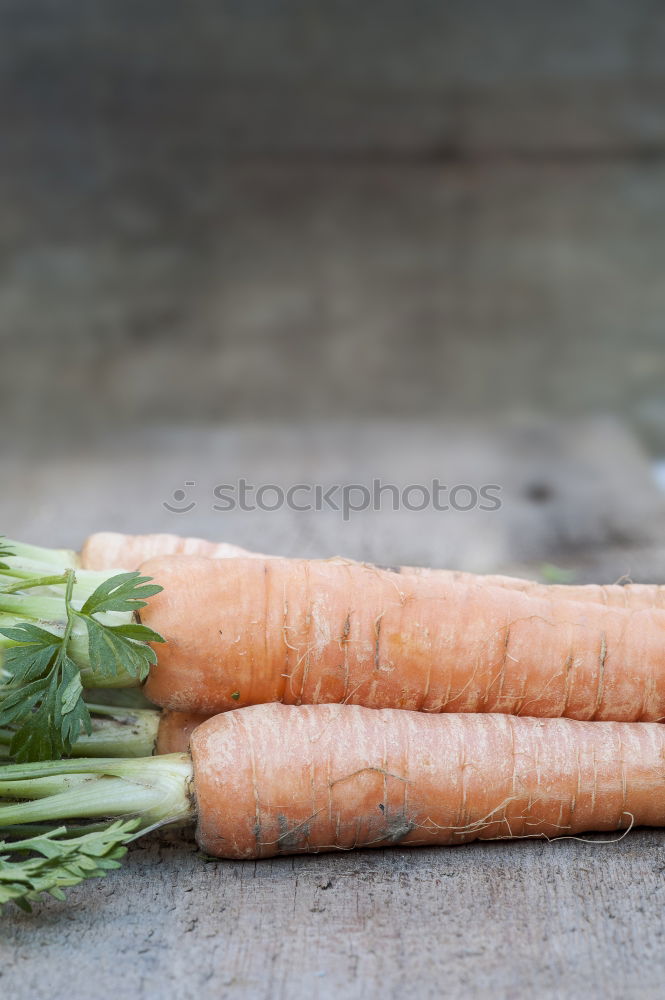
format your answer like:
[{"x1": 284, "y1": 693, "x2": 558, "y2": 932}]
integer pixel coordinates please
[
  {"x1": 0, "y1": 537, "x2": 164, "y2": 762},
  {"x1": 0, "y1": 746, "x2": 195, "y2": 912},
  {"x1": 0, "y1": 820, "x2": 139, "y2": 912}
]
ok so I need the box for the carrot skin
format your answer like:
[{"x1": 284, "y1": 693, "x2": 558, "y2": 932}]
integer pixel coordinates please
[
  {"x1": 191, "y1": 704, "x2": 665, "y2": 859},
  {"x1": 81, "y1": 531, "x2": 665, "y2": 609},
  {"x1": 155, "y1": 711, "x2": 210, "y2": 754},
  {"x1": 418, "y1": 569, "x2": 665, "y2": 609},
  {"x1": 140, "y1": 555, "x2": 665, "y2": 722},
  {"x1": 80, "y1": 532, "x2": 257, "y2": 571}
]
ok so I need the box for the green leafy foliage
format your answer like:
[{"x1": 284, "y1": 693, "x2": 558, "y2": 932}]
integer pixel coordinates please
[
  {"x1": 0, "y1": 819, "x2": 138, "y2": 911},
  {"x1": 81, "y1": 572, "x2": 162, "y2": 616},
  {"x1": 0, "y1": 629, "x2": 92, "y2": 761},
  {"x1": 0, "y1": 571, "x2": 163, "y2": 763},
  {"x1": 82, "y1": 617, "x2": 159, "y2": 682},
  {"x1": 0, "y1": 624, "x2": 63, "y2": 683}
]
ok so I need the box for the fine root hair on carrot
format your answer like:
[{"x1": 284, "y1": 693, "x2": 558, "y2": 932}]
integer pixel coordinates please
[
  {"x1": 134, "y1": 554, "x2": 665, "y2": 723},
  {"x1": 78, "y1": 529, "x2": 665, "y2": 611},
  {"x1": 9, "y1": 534, "x2": 665, "y2": 727}
]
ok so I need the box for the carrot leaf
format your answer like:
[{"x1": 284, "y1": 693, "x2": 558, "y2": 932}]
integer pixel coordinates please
[
  {"x1": 0, "y1": 819, "x2": 138, "y2": 912},
  {"x1": 0, "y1": 647, "x2": 92, "y2": 762},
  {"x1": 0, "y1": 570, "x2": 163, "y2": 762},
  {"x1": 0, "y1": 624, "x2": 63, "y2": 683},
  {"x1": 81, "y1": 617, "x2": 159, "y2": 682},
  {"x1": 81, "y1": 572, "x2": 163, "y2": 616}
]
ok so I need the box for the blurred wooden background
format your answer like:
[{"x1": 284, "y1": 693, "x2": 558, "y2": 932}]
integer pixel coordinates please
[{"x1": 2, "y1": 0, "x2": 665, "y2": 449}]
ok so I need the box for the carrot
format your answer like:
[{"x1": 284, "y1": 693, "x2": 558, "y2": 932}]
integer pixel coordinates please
[
  {"x1": 413, "y1": 568, "x2": 665, "y2": 610},
  {"x1": 137, "y1": 554, "x2": 665, "y2": 722},
  {"x1": 7, "y1": 530, "x2": 662, "y2": 609},
  {"x1": 0, "y1": 704, "x2": 663, "y2": 909},
  {"x1": 154, "y1": 710, "x2": 209, "y2": 754},
  {"x1": 5, "y1": 537, "x2": 665, "y2": 763},
  {"x1": 191, "y1": 705, "x2": 665, "y2": 857},
  {"x1": 80, "y1": 530, "x2": 665, "y2": 610},
  {"x1": 80, "y1": 532, "x2": 258, "y2": 571}
]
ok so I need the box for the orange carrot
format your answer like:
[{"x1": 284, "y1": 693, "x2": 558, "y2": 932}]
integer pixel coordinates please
[
  {"x1": 6, "y1": 536, "x2": 665, "y2": 763},
  {"x1": 3, "y1": 705, "x2": 664, "y2": 872},
  {"x1": 412, "y1": 568, "x2": 665, "y2": 610},
  {"x1": 154, "y1": 710, "x2": 209, "y2": 754},
  {"x1": 80, "y1": 530, "x2": 665, "y2": 610},
  {"x1": 139, "y1": 554, "x2": 665, "y2": 722},
  {"x1": 80, "y1": 531, "x2": 258, "y2": 570},
  {"x1": 191, "y1": 705, "x2": 665, "y2": 858}
]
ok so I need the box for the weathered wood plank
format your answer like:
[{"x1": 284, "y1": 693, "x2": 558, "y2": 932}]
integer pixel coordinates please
[
  {"x1": 3, "y1": 831, "x2": 665, "y2": 999},
  {"x1": 2, "y1": 165, "x2": 665, "y2": 447},
  {"x1": 3, "y1": 0, "x2": 665, "y2": 154}
]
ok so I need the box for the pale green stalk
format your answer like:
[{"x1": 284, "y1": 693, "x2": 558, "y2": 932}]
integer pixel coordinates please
[
  {"x1": 0, "y1": 755, "x2": 195, "y2": 833},
  {"x1": 0, "y1": 703, "x2": 160, "y2": 759},
  {"x1": 0, "y1": 585, "x2": 144, "y2": 688}
]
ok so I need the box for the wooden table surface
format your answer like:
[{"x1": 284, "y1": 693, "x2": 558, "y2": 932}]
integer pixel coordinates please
[{"x1": 3, "y1": 421, "x2": 665, "y2": 999}]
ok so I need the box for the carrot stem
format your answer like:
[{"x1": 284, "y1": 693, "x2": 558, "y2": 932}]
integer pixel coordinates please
[
  {"x1": 1, "y1": 539, "x2": 80, "y2": 571},
  {"x1": 0, "y1": 560, "x2": 114, "y2": 601},
  {"x1": 0, "y1": 755, "x2": 194, "y2": 832},
  {"x1": 0, "y1": 703, "x2": 160, "y2": 759},
  {"x1": 0, "y1": 592, "x2": 139, "y2": 687},
  {"x1": 1, "y1": 573, "x2": 70, "y2": 594}
]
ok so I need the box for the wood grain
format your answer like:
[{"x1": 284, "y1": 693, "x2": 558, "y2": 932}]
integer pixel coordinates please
[{"x1": 3, "y1": 831, "x2": 665, "y2": 998}]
